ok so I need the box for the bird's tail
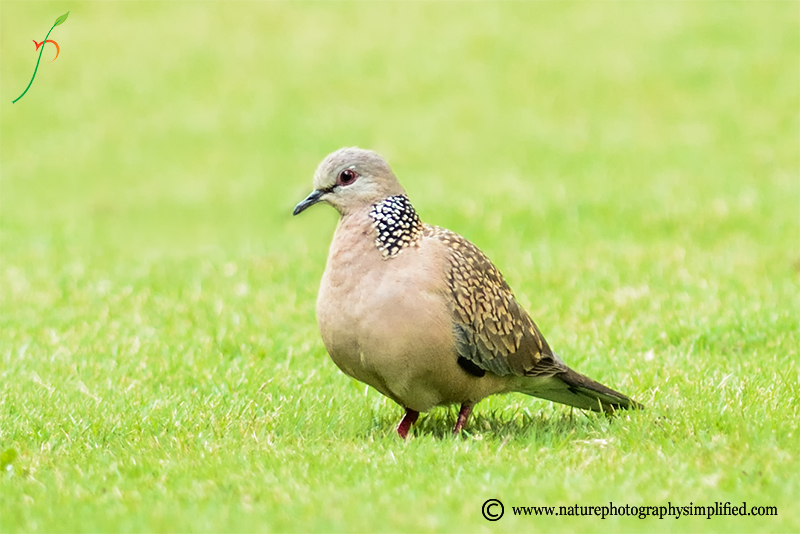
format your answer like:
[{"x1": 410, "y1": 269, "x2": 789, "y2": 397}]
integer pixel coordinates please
[{"x1": 519, "y1": 367, "x2": 643, "y2": 413}]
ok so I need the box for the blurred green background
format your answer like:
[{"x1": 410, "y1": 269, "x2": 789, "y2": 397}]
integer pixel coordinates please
[{"x1": 1, "y1": 1, "x2": 798, "y2": 533}]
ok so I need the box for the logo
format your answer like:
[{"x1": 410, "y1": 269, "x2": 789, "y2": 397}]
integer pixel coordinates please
[
  {"x1": 12, "y1": 11, "x2": 69, "y2": 103},
  {"x1": 482, "y1": 499, "x2": 505, "y2": 521},
  {"x1": 33, "y1": 39, "x2": 61, "y2": 62}
]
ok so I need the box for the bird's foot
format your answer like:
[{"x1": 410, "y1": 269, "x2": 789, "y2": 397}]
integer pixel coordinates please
[
  {"x1": 452, "y1": 403, "x2": 474, "y2": 435},
  {"x1": 397, "y1": 408, "x2": 419, "y2": 439}
]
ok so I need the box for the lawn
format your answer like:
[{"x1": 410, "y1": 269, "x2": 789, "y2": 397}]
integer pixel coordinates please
[{"x1": 1, "y1": 1, "x2": 798, "y2": 532}]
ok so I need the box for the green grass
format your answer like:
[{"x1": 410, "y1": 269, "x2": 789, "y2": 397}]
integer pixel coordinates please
[{"x1": 1, "y1": 1, "x2": 798, "y2": 532}]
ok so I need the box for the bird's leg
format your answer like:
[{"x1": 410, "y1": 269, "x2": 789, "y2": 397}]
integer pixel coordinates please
[
  {"x1": 397, "y1": 408, "x2": 419, "y2": 439},
  {"x1": 453, "y1": 402, "x2": 474, "y2": 435}
]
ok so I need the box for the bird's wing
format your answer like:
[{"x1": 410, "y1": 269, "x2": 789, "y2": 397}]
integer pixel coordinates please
[{"x1": 425, "y1": 226, "x2": 566, "y2": 378}]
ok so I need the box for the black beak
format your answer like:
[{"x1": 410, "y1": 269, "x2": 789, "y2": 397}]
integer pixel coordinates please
[{"x1": 293, "y1": 189, "x2": 325, "y2": 216}]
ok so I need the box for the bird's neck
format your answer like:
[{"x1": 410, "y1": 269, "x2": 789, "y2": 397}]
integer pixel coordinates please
[{"x1": 369, "y1": 195, "x2": 424, "y2": 259}]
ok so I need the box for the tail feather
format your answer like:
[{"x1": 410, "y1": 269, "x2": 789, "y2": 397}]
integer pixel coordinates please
[{"x1": 519, "y1": 368, "x2": 643, "y2": 413}]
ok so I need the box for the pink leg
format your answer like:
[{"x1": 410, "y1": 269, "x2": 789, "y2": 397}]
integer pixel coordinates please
[
  {"x1": 397, "y1": 408, "x2": 419, "y2": 439},
  {"x1": 453, "y1": 403, "x2": 474, "y2": 435}
]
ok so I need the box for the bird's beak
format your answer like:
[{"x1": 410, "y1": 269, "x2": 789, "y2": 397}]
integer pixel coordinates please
[{"x1": 293, "y1": 189, "x2": 325, "y2": 216}]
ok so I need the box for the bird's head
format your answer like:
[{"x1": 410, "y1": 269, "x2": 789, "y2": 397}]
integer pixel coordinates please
[{"x1": 293, "y1": 147, "x2": 407, "y2": 216}]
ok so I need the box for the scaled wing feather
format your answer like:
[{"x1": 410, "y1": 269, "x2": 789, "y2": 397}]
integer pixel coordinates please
[{"x1": 426, "y1": 225, "x2": 565, "y2": 378}]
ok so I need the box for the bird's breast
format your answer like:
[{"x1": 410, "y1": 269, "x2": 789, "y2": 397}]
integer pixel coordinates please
[{"x1": 315, "y1": 214, "x2": 462, "y2": 409}]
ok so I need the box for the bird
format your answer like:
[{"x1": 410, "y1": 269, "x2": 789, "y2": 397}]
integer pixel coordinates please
[{"x1": 293, "y1": 147, "x2": 642, "y2": 438}]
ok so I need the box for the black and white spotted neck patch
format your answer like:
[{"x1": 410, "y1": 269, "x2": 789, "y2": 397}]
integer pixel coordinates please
[{"x1": 369, "y1": 195, "x2": 424, "y2": 258}]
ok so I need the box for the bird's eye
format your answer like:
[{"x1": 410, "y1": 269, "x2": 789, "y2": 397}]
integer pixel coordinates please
[{"x1": 337, "y1": 169, "x2": 359, "y2": 186}]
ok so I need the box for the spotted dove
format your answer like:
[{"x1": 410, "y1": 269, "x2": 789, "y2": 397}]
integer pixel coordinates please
[{"x1": 293, "y1": 147, "x2": 642, "y2": 438}]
